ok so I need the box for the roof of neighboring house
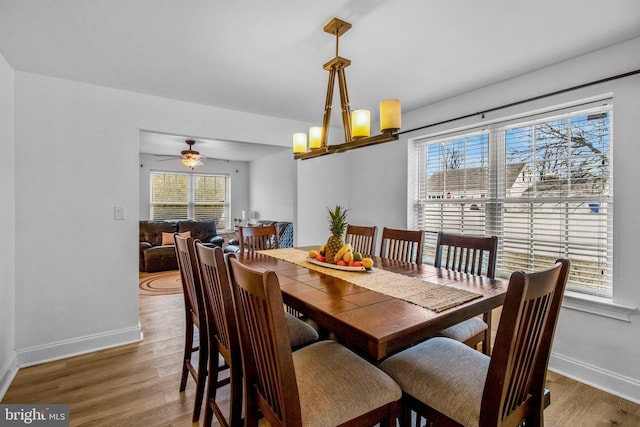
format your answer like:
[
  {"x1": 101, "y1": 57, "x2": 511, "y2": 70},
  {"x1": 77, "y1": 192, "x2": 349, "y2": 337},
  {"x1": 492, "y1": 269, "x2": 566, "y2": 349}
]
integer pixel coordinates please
[
  {"x1": 522, "y1": 176, "x2": 608, "y2": 197},
  {"x1": 426, "y1": 162, "x2": 527, "y2": 193}
]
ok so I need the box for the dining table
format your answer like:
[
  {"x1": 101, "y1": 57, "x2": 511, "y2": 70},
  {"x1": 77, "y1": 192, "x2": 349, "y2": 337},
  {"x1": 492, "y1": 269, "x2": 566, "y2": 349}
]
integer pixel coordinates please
[{"x1": 234, "y1": 247, "x2": 508, "y2": 362}]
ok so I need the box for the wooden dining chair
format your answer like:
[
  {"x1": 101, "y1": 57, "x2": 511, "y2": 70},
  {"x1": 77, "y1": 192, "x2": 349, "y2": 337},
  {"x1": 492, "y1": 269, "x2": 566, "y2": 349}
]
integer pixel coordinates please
[
  {"x1": 381, "y1": 258, "x2": 570, "y2": 427},
  {"x1": 226, "y1": 254, "x2": 402, "y2": 427},
  {"x1": 380, "y1": 227, "x2": 425, "y2": 264},
  {"x1": 345, "y1": 224, "x2": 377, "y2": 256},
  {"x1": 238, "y1": 224, "x2": 278, "y2": 253},
  {"x1": 174, "y1": 234, "x2": 208, "y2": 422},
  {"x1": 434, "y1": 232, "x2": 498, "y2": 355},
  {"x1": 193, "y1": 242, "x2": 319, "y2": 426},
  {"x1": 193, "y1": 242, "x2": 242, "y2": 427}
]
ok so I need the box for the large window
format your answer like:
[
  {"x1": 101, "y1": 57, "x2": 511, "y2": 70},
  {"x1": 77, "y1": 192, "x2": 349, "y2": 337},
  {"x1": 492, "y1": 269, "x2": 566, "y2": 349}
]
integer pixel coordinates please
[
  {"x1": 150, "y1": 172, "x2": 230, "y2": 230},
  {"x1": 414, "y1": 101, "x2": 612, "y2": 297}
]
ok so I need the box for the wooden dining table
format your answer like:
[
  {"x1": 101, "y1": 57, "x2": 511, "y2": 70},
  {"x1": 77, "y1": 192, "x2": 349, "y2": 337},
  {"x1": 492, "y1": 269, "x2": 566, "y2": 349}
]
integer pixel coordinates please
[{"x1": 234, "y1": 248, "x2": 508, "y2": 361}]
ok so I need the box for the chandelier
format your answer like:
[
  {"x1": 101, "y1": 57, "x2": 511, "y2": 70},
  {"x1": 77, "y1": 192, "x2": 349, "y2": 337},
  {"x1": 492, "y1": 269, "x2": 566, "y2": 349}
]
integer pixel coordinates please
[
  {"x1": 181, "y1": 139, "x2": 203, "y2": 170},
  {"x1": 293, "y1": 17, "x2": 401, "y2": 160}
]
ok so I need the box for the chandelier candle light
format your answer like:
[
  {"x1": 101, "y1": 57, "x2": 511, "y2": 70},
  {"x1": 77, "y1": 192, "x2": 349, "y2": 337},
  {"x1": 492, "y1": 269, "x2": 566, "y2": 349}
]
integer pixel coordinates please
[{"x1": 293, "y1": 17, "x2": 401, "y2": 160}]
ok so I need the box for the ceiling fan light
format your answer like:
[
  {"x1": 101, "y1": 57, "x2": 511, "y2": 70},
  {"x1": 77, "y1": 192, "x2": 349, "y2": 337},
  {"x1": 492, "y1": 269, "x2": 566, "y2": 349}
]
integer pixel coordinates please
[{"x1": 181, "y1": 151, "x2": 202, "y2": 169}]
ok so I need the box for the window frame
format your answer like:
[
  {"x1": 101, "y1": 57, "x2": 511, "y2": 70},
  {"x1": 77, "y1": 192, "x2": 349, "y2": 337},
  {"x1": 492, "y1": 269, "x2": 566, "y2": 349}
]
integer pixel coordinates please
[
  {"x1": 149, "y1": 170, "x2": 231, "y2": 231},
  {"x1": 412, "y1": 99, "x2": 613, "y2": 298}
]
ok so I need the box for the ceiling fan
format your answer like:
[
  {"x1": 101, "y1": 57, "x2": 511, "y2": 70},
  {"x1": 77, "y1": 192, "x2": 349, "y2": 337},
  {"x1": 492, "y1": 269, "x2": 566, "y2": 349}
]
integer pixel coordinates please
[
  {"x1": 179, "y1": 139, "x2": 203, "y2": 170},
  {"x1": 154, "y1": 139, "x2": 205, "y2": 170}
]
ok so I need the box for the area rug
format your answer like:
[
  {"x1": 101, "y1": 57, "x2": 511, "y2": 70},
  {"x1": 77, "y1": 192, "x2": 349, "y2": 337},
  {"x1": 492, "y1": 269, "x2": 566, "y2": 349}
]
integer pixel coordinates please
[{"x1": 139, "y1": 270, "x2": 183, "y2": 296}]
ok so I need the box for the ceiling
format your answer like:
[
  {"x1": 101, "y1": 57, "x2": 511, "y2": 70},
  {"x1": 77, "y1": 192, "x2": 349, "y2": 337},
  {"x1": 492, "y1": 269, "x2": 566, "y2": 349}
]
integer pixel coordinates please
[{"x1": 2, "y1": 0, "x2": 639, "y2": 161}]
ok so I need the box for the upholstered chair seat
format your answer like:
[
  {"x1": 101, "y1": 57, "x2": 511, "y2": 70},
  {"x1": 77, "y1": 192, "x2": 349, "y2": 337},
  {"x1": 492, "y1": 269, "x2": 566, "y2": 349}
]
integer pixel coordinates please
[
  {"x1": 292, "y1": 340, "x2": 401, "y2": 426},
  {"x1": 381, "y1": 337, "x2": 488, "y2": 426},
  {"x1": 284, "y1": 312, "x2": 319, "y2": 348},
  {"x1": 438, "y1": 316, "x2": 487, "y2": 343}
]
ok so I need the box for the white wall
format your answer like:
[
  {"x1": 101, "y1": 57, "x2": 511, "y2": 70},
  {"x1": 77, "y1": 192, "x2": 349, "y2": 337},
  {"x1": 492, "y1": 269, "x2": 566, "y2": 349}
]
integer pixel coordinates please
[
  {"x1": 12, "y1": 71, "x2": 307, "y2": 367},
  {"x1": 139, "y1": 152, "x2": 251, "y2": 230},
  {"x1": 249, "y1": 149, "x2": 296, "y2": 223},
  {"x1": 297, "y1": 38, "x2": 640, "y2": 402},
  {"x1": 296, "y1": 153, "x2": 350, "y2": 247},
  {"x1": 0, "y1": 51, "x2": 17, "y2": 398}
]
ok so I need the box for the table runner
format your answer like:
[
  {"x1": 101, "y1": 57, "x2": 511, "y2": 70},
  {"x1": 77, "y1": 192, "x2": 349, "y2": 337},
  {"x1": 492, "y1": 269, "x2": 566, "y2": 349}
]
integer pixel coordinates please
[{"x1": 258, "y1": 248, "x2": 481, "y2": 313}]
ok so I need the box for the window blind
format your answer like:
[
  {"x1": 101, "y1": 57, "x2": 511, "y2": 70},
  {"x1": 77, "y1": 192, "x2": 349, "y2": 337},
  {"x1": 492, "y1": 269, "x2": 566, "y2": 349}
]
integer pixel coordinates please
[
  {"x1": 414, "y1": 100, "x2": 613, "y2": 297},
  {"x1": 151, "y1": 172, "x2": 230, "y2": 231}
]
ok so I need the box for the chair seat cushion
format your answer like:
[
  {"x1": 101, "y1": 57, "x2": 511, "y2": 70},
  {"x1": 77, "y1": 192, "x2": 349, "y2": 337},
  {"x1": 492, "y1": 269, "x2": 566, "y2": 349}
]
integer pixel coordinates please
[
  {"x1": 284, "y1": 312, "x2": 319, "y2": 348},
  {"x1": 439, "y1": 316, "x2": 488, "y2": 342},
  {"x1": 293, "y1": 340, "x2": 401, "y2": 427},
  {"x1": 380, "y1": 337, "x2": 489, "y2": 427}
]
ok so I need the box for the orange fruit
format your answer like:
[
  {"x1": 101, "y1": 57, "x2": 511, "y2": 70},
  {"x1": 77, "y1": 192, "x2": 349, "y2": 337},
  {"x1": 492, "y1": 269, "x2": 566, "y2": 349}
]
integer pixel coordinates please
[
  {"x1": 362, "y1": 258, "x2": 374, "y2": 269},
  {"x1": 342, "y1": 251, "x2": 353, "y2": 263},
  {"x1": 316, "y1": 254, "x2": 325, "y2": 262},
  {"x1": 337, "y1": 260, "x2": 347, "y2": 266},
  {"x1": 353, "y1": 261, "x2": 362, "y2": 267},
  {"x1": 309, "y1": 249, "x2": 318, "y2": 258}
]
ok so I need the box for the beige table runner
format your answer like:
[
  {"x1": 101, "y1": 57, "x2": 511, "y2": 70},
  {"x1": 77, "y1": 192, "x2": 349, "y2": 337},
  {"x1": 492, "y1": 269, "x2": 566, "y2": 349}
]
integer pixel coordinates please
[{"x1": 259, "y1": 248, "x2": 481, "y2": 313}]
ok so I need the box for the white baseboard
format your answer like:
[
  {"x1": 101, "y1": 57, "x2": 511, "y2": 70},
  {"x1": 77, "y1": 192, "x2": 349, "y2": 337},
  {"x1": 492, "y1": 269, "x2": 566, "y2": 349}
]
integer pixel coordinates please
[
  {"x1": 0, "y1": 352, "x2": 19, "y2": 400},
  {"x1": 549, "y1": 352, "x2": 640, "y2": 404},
  {"x1": 16, "y1": 324, "x2": 143, "y2": 368}
]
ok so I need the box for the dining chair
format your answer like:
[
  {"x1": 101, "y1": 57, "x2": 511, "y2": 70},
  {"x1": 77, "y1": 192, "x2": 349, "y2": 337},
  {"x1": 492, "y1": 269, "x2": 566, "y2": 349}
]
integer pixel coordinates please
[
  {"x1": 226, "y1": 254, "x2": 402, "y2": 427},
  {"x1": 193, "y1": 242, "x2": 242, "y2": 427},
  {"x1": 193, "y1": 242, "x2": 320, "y2": 426},
  {"x1": 434, "y1": 232, "x2": 498, "y2": 355},
  {"x1": 380, "y1": 227, "x2": 425, "y2": 264},
  {"x1": 238, "y1": 224, "x2": 279, "y2": 253},
  {"x1": 174, "y1": 234, "x2": 208, "y2": 422},
  {"x1": 380, "y1": 258, "x2": 570, "y2": 427},
  {"x1": 345, "y1": 224, "x2": 378, "y2": 256}
]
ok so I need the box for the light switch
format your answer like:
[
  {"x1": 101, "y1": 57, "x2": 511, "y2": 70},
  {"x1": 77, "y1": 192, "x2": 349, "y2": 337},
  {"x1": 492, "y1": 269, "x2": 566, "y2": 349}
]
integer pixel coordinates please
[{"x1": 114, "y1": 206, "x2": 126, "y2": 220}]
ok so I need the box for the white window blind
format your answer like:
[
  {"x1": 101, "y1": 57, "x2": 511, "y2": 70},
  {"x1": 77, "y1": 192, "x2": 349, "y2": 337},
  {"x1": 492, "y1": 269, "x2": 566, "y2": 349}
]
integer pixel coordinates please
[
  {"x1": 414, "y1": 101, "x2": 613, "y2": 297},
  {"x1": 150, "y1": 172, "x2": 230, "y2": 231}
]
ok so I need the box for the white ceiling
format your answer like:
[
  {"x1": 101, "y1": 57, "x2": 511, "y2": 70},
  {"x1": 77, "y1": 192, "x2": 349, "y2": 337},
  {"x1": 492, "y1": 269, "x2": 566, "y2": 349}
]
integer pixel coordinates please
[{"x1": 2, "y1": 0, "x2": 639, "y2": 160}]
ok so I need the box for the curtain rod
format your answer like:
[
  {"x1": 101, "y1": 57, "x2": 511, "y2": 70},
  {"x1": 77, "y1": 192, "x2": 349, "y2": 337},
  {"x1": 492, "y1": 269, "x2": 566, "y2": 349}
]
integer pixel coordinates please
[{"x1": 399, "y1": 69, "x2": 640, "y2": 136}]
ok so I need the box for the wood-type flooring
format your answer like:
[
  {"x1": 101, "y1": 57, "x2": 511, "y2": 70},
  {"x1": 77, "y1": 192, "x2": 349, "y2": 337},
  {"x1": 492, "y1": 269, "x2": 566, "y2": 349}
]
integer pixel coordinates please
[{"x1": 3, "y1": 292, "x2": 639, "y2": 426}]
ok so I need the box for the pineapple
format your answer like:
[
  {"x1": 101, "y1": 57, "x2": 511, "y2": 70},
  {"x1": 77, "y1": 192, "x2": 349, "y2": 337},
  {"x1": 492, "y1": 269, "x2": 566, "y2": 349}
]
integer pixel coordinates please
[{"x1": 324, "y1": 205, "x2": 349, "y2": 264}]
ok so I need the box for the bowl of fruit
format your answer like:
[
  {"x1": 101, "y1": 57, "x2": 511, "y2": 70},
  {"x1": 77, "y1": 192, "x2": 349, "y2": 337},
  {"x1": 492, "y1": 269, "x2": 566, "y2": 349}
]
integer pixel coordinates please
[
  {"x1": 305, "y1": 205, "x2": 374, "y2": 272},
  {"x1": 307, "y1": 245, "x2": 374, "y2": 272}
]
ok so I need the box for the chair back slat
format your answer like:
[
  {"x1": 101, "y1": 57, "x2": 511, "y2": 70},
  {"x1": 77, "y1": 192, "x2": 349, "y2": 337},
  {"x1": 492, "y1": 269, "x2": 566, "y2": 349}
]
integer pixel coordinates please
[
  {"x1": 481, "y1": 258, "x2": 570, "y2": 426},
  {"x1": 380, "y1": 227, "x2": 425, "y2": 264},
  {"x1": 239, "y1": 225, "x2": 279, "y2": 253},
  {"x1": 345, "y1": 224, "x2": 377, "y2": 256},
  {"x1": 227, "y1": 255, "x2": 302, "y2": 427},
  {"x1": 434, "y1": 232, "x2": 498, "y2": 278}
]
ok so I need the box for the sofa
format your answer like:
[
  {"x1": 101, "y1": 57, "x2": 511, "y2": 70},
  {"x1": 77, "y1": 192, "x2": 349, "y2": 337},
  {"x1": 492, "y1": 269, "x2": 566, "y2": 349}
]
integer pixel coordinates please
[
  {"x1": 139, "y1": 220, "x2": 224, "y2": 272},
  {"x1": 224, "y1": 220, "x2": 294, "y2": 253}
]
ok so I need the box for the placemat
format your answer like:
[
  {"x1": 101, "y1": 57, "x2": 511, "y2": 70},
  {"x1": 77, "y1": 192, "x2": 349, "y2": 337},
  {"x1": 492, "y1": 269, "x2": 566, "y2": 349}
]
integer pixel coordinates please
[{"x1": 258, "y1": 248, "x2": 481, "y2": 312}]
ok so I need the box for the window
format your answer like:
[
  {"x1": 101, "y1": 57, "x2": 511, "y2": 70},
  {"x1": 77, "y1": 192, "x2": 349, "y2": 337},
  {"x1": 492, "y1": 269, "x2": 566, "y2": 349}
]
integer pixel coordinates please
[
  {"x1": 150, "y1": 171, "x2": 230, "y2": 231},
  {"x1": 414, "y1": 101, "x2": 613, "y2": 297}
]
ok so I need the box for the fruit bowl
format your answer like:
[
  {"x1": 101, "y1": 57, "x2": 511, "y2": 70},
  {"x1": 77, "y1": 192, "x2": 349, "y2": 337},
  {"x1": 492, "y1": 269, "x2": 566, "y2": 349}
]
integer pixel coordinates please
[{"x1": 307, "y1": 258, "x2": 370, "y2": 272}]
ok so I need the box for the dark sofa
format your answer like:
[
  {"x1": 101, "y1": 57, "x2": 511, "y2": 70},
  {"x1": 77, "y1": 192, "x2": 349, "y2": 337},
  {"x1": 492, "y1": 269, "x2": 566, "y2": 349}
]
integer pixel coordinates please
[
  {"x1": 139, "y1": 220, "x2": 224, "y2": 272},
  {"x1": 224, "y1": 220, "x2": 293, "y2": 253}
]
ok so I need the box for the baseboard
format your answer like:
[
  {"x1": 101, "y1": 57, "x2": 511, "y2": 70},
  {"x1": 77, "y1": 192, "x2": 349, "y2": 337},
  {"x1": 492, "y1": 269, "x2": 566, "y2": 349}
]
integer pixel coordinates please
[
  {"x1": 549, "y1": 352, "x2": 640, "y2": 404},
  {"x1": 0, "y1": 352, "x2": 18, "y2": 400},
  {"x1": 16, "y1": 324, "x2": 143, "y2": 368}
]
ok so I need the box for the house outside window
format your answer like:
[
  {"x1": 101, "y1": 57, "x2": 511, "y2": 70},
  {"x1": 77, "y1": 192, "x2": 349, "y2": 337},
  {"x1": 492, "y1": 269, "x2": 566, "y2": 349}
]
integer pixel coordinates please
[
  {"x1": 150, "y1": 171, "x2": 230, "y2": 231},
  {"x1": 413, "y1": 100, "x2": 612, "y2": 297}
]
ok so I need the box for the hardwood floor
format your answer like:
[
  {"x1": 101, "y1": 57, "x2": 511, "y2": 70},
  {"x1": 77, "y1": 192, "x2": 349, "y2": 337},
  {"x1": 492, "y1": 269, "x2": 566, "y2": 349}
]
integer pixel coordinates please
[{"x1": 3, "y1": 291, "x2": 639, "y2": 426}]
